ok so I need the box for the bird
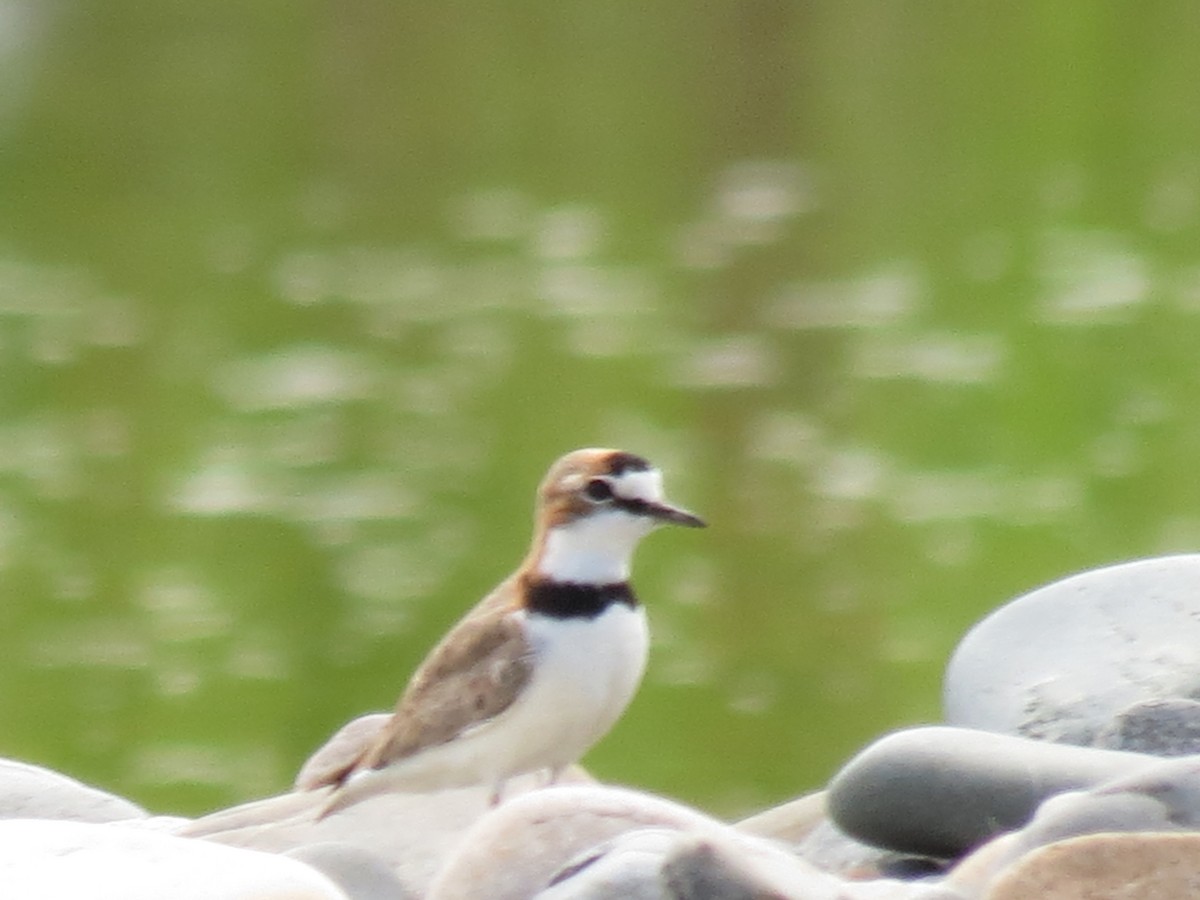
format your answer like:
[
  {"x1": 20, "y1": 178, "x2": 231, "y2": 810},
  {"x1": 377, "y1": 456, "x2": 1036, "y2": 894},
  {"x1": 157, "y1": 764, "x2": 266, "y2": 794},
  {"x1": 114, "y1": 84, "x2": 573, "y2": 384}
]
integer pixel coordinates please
[{"x1": 310, "y1": 447, "x2": 705, "y2": 819}]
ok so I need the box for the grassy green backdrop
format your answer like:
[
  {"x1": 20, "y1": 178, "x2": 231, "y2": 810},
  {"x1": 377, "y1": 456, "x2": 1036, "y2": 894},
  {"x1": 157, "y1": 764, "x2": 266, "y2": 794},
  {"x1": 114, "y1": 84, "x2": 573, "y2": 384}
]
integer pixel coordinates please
[{"x1": 1, "y1": 3, "x2": 1199, "y2": 817}]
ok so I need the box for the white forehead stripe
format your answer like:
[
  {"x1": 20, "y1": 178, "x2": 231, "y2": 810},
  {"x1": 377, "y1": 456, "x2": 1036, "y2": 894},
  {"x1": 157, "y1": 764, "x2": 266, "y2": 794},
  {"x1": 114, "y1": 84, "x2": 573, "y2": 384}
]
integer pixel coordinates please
[{"x1": 610, "y1": 468, "x2": 664, "y2": 503}]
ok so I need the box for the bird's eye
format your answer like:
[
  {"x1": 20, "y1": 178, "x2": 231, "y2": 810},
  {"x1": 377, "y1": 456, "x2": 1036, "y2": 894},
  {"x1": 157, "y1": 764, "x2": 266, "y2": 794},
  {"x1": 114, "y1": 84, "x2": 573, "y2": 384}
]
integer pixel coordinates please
[{"x1": 584, "y1": 478, "x2": 613, "y2": 502}]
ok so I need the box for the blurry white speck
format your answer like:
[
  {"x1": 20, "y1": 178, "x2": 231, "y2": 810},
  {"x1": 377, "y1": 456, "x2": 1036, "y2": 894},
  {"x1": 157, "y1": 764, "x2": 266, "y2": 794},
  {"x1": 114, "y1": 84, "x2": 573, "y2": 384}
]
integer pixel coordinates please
[
  {"x1": 1003, "y1": 474, "x2": 1083, "y2": 524},
  {"x1": 655, "y1": 647, "x2": 716, "y2": 687},
  {"x1": 716, "y1": 160, "x2": 815, "y2": 225},
  {"x1": 50, "y1": 557, "x2": 93, "y2": 603},
  {"x1": 153, "y1": 666, "x2": 202, "y2": 697},
  {"x1": 533, "y1": 206, "x2": 606, "y2": 261},
  {"x1": 0, "y1": 1, "x2": 36, "y2": 61},
  {"x1": 345, "y1": 598, "x2": 419, "y2": 638},
  {"x1": 13, "y1": 415, "x2": 77, "y2": 499},
  {"x1": 889, "y1": 470, "x2": 1001, "y2": 523},
  {"x1": 665, "y1": 557, "x2": 716, "y2": 609},
  {"x1": 1089, "y1": 430, "x2": 1141, "y2": 478},
  {"x1": 273, "y1": 252, "x2": 336, "y2": 306},
  {"x1": 851, "y1": 332, "x2": 1004, "y2": 384},
  {"x1": 1037, "y1": 229, "x2": 1149, "y2": 324},
  {"x1": 882, "y1": 626, "x2": 940, "y2": 665},
  {"x1": 288, "y1": 472, "x2": 415, "y2": 527},
  {"x1": 768, "y1": 263, "x2": 922, "y2": 330},
  {"x1": 691, "y1": 159, "x2": 816, "y2": 249},
  {"x1": 538, "y1": 264, "x2": 603, "y2": 315},
  {"x1": 538, "y1": 264, "x2": 647, "y2": 320},
  {"x1": 29, "y1": 621, "x2": 150, "y2": 669},
  {"x1": 226, "y1": 639, "x2": 290, "y2": 681},
  {"x1": 258, "y1": 412, "x2": 343, "y2": 468},
  {"x1": 138, "y1": 569, "x2": 232, "y2": 641},
  {"x1": 131, "y1": 743, "x2": 277, "y2": 794},
  {"x1": 921, "y1": 524, "x2": 978, "y2": 568},
  {"x1": 27, "y1": 313, "x2": 77, "y2": 364},
  {"x1": 1115, "y1": 389, "x2": 1170, "y2": 426},
  {"x1": 169, "y1": 448, "x2": 278, "y2": 516},
  {"x1": 444, "y1": 319, "x2": 513, "y2": 364},
  {"x1": 215, "y1": 346, "x2": 379, "y2": 411},
  {"x1": 337, "y1": 543, "x2": 421, "y2": 608},
  {"x1": 0, "y1": 0, "x2": 49, "y2": 125},
  {"x1": 0, "y1": 259, "x2": 83, "y2": 315},
  {"x1": 342, "y1": 247, "x2": 447, "y2": 315},
  {"x1": 1154, "y1": 517, "x2": 1200, "y2": 555},
  {"x1": 813, "y1": 447, "x2": 889, "y2": 501},
  {"x1": 726, "y1": 670, "x2": 779, "y2": 716},
  {"x1": 748, "y1": 410, "x2": 824, "y2": 466},
  {"x1": 674, "y1": 335, "x2": 779, "y2": 389},
  {"x1": 440, "y1": 319, "x2": 514, "y2": 373},
  {"x1": 397, "y1": 371, "x2": 461, "y2": 417}
]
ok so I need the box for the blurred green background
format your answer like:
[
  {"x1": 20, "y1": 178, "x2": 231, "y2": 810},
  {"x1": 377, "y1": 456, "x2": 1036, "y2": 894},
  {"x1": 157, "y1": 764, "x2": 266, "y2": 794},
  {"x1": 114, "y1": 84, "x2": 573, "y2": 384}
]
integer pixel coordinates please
[{"x1": 1, "y1": 3, "x2": 1199, "y2": 818}]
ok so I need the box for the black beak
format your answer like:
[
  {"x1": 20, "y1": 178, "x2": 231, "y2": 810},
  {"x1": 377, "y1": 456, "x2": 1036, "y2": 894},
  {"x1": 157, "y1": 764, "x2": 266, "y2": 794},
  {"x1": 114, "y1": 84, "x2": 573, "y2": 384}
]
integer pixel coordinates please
[{"x1": 644, "y1": 501, "x2": 706, "y2": 528}]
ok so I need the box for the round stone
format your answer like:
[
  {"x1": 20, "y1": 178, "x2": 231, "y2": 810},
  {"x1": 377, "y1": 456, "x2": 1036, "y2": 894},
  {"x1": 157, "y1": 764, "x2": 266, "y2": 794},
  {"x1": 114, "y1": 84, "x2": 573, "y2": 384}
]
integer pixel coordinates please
[
  {"x1": 0, "y1": 758, "x2": 146, "y2": 823},
  {"x1": 1094, "y1": 698, "x2": 1200, "y2": 755},
  {"x1": 944, "y1": 554, "x2": 1200, "y2": 744},
  {"x1": 984, "y1": 832, "x2": 1200, "y2": 900},
  {"x1": 426, "y1": 785, "x2": 735, "y2": 900},
  {"x1": 285, "y1": 842, "x2": 413, "y2": 899},
  {"x1": 825, "y1": 726, "x2": 1156, "y2": 858},
  {"x1": 0, "y1": 819, "x2": 346, "y2": 900}
]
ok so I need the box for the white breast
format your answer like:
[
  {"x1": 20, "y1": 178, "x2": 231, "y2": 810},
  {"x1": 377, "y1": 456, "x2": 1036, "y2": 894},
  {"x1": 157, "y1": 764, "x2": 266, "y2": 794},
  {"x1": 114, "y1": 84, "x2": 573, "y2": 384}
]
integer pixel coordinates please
[
  {"x1": 514, "y1": 603, "x2": 650, "y2": 767},
  {"x1": 337, "y1": 603, "x2": 649, "y2": 795}
]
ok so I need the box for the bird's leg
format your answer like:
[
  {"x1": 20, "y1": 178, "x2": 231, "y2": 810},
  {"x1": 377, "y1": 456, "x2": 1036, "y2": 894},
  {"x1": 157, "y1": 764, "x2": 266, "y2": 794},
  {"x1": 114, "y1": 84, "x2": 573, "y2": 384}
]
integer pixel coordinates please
[{"x1": 544, "y1": 765, "x2": 564, "y2": 786}]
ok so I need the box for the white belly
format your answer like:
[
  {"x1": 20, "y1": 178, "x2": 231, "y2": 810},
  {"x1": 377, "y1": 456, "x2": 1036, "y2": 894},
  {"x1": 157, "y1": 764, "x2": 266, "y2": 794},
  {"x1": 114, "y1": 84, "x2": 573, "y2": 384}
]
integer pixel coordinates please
[
  {"x1": 367, "y1": 603, "x2": 649, "y2": 791},
  {"x1": 509, "y1": 604, "x2": 650, "y2": 771}
]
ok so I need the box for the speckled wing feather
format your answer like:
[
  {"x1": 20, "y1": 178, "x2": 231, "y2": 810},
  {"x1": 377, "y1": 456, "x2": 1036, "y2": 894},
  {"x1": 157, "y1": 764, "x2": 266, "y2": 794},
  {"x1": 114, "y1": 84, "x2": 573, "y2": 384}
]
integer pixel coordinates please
[{"x1": 340, "y1": 582, "x2": 534, "y2": 779}]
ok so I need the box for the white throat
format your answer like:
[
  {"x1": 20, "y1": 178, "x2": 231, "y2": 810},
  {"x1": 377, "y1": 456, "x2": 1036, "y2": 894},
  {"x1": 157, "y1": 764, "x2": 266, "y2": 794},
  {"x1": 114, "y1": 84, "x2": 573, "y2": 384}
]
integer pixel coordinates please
[{"x1": 536, "y1": 510, "x2": 655, "y2": 584}]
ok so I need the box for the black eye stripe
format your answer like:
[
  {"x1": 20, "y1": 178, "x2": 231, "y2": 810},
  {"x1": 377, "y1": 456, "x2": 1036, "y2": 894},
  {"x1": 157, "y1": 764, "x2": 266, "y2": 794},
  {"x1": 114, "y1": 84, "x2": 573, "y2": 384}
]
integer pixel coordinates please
[{"x1": 612, "y1": 496, "x2": 650, "y2": 516}]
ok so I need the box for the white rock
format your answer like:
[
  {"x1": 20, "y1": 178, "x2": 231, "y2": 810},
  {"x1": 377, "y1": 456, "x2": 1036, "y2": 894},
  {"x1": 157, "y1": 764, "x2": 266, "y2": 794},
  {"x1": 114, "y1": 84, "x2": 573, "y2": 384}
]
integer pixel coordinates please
[
  {"x1": 285, "y1": 842, "x2": 412, "y2": 900},
  {"x1": 181, "y1": 772, "x2": 577, "y2": 897},
  {"x1": 944, "y1": 554, "x2": 1200, "y2": 743},
  {"x1": 534, "y1": 826, "x2": 845, "y2": 900},
  {"x1": 533, "y1": 828, "x2": 681, "y2": 900},
  {"x1": 427, "y1": 783, "x2": 837, "y2": 900},
  {"x1": 660, "y1": 832, "x2": 885, "y2": 900},
  {"x1": 0, "y1": 819, "x2": 348, "y2": 900},
  {"x1": 734, "y1": 790, "x2": 827, "y2": 842},
  {"x1": 0, "y1": 758, "x2": 145, "y2": 822}
]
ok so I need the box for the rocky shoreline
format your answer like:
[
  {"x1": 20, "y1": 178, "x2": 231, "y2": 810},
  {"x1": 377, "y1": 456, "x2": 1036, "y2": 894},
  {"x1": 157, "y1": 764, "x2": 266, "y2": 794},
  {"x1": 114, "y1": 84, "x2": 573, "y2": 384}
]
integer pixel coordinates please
[{"x1": 7, "y1": 554, "x2": 1200, "y2": 898}]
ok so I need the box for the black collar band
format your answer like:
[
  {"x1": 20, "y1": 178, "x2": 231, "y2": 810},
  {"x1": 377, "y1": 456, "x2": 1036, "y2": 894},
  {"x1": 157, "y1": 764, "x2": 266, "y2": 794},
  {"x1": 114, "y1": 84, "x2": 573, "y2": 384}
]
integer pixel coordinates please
[{"x1": 525, "y1": 579, "x2": 639, "y2": 619}]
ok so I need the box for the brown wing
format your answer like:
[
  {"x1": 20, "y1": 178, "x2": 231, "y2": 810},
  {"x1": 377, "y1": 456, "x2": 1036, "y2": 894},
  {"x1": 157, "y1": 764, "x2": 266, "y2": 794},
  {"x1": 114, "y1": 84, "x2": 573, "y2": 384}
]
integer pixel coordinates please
[{"x1": 340, "y1": 583, "x2": 534, "y2": 779}]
